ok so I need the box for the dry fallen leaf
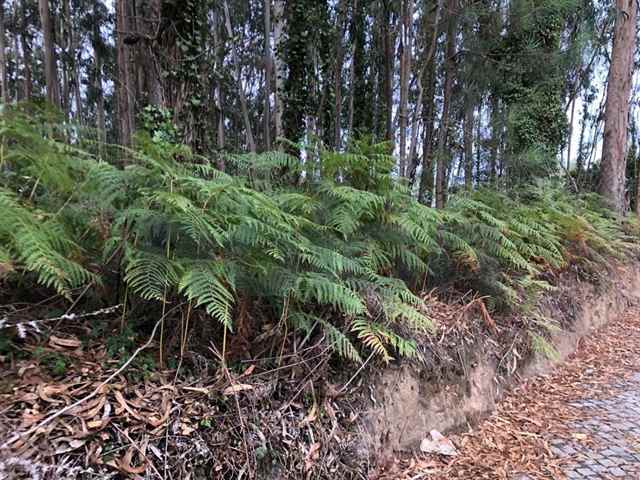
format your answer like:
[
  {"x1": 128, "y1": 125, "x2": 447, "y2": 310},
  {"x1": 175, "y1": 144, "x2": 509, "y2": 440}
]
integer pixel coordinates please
[
  {"x1": 223, "y1": 383, "x2": 253, "y2": 395},
  {"x1": 49, "y1": 335, "x2": 82, "y2": 349}
]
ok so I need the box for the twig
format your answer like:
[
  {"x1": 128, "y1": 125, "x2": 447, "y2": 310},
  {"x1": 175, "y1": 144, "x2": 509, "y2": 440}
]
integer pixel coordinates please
[
  {"x1": 0, "y1": 315, "x2": 163, "y2": 450},
  {"x1": 339, "y1": 351, "x2": 375, "y2": 394},
  {"x1": 113, "y1": 425, "x2": 163, "y2": 479},
  {"x1": 0, "y1": 304, "x2": 122, "y2": 331}
]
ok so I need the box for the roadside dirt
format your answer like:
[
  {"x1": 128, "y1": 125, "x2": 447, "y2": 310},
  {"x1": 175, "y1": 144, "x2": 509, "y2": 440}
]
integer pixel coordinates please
[{"x1": 379, "y1": 307, "x2": 640, "y2": 479}]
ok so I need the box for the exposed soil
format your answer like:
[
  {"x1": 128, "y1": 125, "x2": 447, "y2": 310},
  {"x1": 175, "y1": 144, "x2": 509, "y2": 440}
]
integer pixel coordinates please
[{"x1": 380, "y1": 306, "x2": 640, "y2": 479}]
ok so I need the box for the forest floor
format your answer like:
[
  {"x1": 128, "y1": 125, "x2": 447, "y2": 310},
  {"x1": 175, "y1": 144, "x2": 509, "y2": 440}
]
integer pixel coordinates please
[{"x1": 380, "y1": 307, "x2": 640, "y2": 480}]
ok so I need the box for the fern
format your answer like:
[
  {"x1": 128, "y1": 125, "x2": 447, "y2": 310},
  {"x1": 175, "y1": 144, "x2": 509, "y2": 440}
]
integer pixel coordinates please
[{"x1": 179, "y1": 263, "x2": 236, "y2": 330}]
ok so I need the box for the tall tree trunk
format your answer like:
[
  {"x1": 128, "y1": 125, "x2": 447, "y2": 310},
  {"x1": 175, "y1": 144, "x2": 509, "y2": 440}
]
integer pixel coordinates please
[
  {"x1": 398, "y1": 0, "x2": 413, "y2": 177},
  {"x1": 273, "y1": 0, "x2": 285, "y2": 141},
  {"x1": 13, "y1": 32, "x2": 21, "y2": 102},
  {"x1": 417, "y1": 65, "x2": 436, "y2": 204},
  {"x1": 92, "y1": 4, "x2": 105, "y2": 147},
  {"x1": 408, "y1": 0, "x2": 443, "y2": 185},
  {"x1": 598, "y1": 0, "x2": 637, "y2": 214},
  {"x1": 264, "y1": 0, "x2": 273, "y2": 150},
  {"x1": 488, "y1": 94, "x2": 499, "y2": 182},
  {"x1": 116, "y1": 0, "x2": 133, "y2": 147},
  {"x1": 435, "y1": 0, "x2": 458, "y2": 208},
  {"x1": 347, "y1": 43, "x2": 356, "y2": 140},
  {"x1": 636, "y1": 153, "x2": 640, "y2": 216},
  {"x1": 0, "y1": 0, "x2": 8, "y2": 104},
  {"x1": 381, "y1": 0, "x2": 393, "y2": 144},
  {"x1": 332, "y1": 0, "x2": 348, "y2": 148},
  {"x1": 223, "y1": 0, "x2": 256, "y2": 153},
  {"x1": 566, "y1": 96, "x2": 577, "y2": 171},
  {"x1": 19, "y1": 0, "x2": 32, "y2": 101},
  {"x1": 463, "y1": 101, "x2": 474, "y2": 190},
  {"x1": 38, "y1": 0, "x2": 60, "y2": 107},
  {"x1": 61, "y1": 0, "x2": 71, "y2": 118}
]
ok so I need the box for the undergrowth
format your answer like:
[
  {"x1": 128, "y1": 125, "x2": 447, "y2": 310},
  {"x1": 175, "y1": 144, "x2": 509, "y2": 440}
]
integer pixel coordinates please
[{"x1": 1, "y1": 106, "x2": 638, "y2": 363}]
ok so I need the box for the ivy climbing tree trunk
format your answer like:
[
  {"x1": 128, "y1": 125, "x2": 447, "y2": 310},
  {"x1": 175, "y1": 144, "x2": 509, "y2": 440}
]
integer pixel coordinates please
[
  {"x1": 264, "y1": 0, "x2": 273, "y2": 150},
  {"x1": 599, "y1": 0, "x2": 637, "y2": 214},
  {"x1": 273, "y1": 0, "x2": 285, "y2": 141}
]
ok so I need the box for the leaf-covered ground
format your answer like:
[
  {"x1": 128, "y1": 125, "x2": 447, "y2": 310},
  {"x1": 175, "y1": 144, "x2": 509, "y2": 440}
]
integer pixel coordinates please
[{"x1": 382, "y1": 307, "x2": 640, "y2": 479}]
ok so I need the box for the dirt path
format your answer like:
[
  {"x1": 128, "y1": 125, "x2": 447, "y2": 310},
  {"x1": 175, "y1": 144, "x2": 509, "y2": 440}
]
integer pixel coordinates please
[{"x1": 382, "y1": 307, "x2": 640, "y2": 480}]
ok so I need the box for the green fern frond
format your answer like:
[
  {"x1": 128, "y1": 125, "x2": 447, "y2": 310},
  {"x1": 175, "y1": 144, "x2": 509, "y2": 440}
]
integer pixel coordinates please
[
  {"x1": 124, "y1": 252, "x2": 179, "y2": 301},
  {"x1": 178, "y1": 263, "x2": 236, "y2": 330}
]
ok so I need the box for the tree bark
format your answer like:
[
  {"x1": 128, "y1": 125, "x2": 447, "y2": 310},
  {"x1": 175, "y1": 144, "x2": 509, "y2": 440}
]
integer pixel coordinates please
[
  {"x1": 92, "y1": 3, "x2": 105, "y2": 147},
  {"x1": 332, "y1": 0, "x2": 348, "y2": 149},
  {"x1": 116, "y1": 0, "x2": 133, "y2": 147},
  {"x1": 38, "y1": 0, "x2": 60, "y2": 107},
  {"x1": 488, "y1": 94, "x2": 500, "y2": 183},
  {"x1": 435, "y1": 0, "x2": 458, "y2": 208},
  {"x1": 273, "y1": 0, "x2": 285, "y2": 141},
  {"x1": 223, "y1": 0, "x2": 256, "y2": 153},
  {"x1": 0, "y1": 0, "x2": 8, "y2": 104},
  {"x1": 463, "y1": 101, "x2": 474, "y2": 190},
  {"x1": 19, "y1": 0, "x2": 32, "y2": 101},
  {"x1": 398, "y1": 0, "x2": 413, "y2": 177},
  {"x1": 408, "y1": 0, "x2": 443, "y2": 185},
  {"x1": 381, "y1": 0, "x2": 394, "y2": 144},
  {"x1": 598, "y1": 0, "x2": 637, "y2": 214},
  {"x1": 417, "y1": 65, "x2": 436, "y2": 204},
  {"x1": 264, "y1": 0, "x2": 273, "y2": 150}
]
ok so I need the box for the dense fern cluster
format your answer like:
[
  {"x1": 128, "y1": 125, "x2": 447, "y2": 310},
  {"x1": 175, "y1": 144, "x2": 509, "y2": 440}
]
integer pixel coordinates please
[{"x1": 1, "y1": 108, "x2": 637, "y2": 362}]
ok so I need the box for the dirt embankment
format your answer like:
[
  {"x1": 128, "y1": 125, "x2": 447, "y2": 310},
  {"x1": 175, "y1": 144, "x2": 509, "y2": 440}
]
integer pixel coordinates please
[{"x1": 358, "y1": 263, "x2": 640, "y2": 460}]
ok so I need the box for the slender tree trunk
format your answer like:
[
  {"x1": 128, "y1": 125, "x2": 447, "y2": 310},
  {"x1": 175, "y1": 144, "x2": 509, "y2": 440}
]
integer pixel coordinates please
[
  {"x1": 95, "y1": 58, "x2": 106, "y2": 144},
  {"x1": 435, "y1": 0, "x2": 458, "y2": 208},
  {"x1": 20, "y1": 1, "x2": 32, "y2": 101},
  {"x1": 91, "y1": 5, "x2": 105, "y2": 147},
  {"x1": 347, "y1": 43, "x2": 356, "y2": 140},
  {"x1": 398, "y1": 0, "x2": 413, "y2": 177},
  {"x1": 417, "y1": 66, "x2": 436, "y2": 204},
  {"x1": 408, "y1": 0, "x2": 443, "y2": 185},
  {"x1": 636, "y1": 154, "x2": 640, "y2": 216},
  {"x1": 273, "y1": 0, "x2": 285, "y2": 141},
  {"x1": 382, "y1": 0, "x2": 393, "y2": 143},
  {"x1": 38, "y1": 0, "x2": 60, "y2": 107},
  {"x1": 333, "y1": 0, "x2": 348, "y2": 148},
  {"x1": 61, "y1": 0, "x2": 71, "y2": 118},
  {"x1": 116, "y1": 0, "x2": 133, "y2": 147},
  {"x1": 464, "y1": 102, "x2": 474, "y2": 190},
  {"x1": 566, "y1": 96, "x2": 577, "y2": 171},
  {"x1": 223, "y1": 0, "x2": 256, "y2": 153},
  {"x1": 0, "y1": 0, "x2": 8, "y2": 105},
  {"x1": 13, "y1": 32, "x2": 21, "y2": 102},
  {"x1": 264, "y1": 0, "x2": 273, "y2": 150},
  {"x1": 488, "y1": 94, "x2": 499, "y2": 183},
  {"x1": 598, "y1": 0, "x2": 637, "y2": 214}
]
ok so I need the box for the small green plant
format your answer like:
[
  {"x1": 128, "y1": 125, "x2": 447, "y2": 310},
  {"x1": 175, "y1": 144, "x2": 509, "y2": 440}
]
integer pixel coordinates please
[
  {"x1": 106, "y1": 325, "x2": 137, "y2": 358},
  {"x1": 33, "y1": 347, "x2": 70, "y2": 377}
]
